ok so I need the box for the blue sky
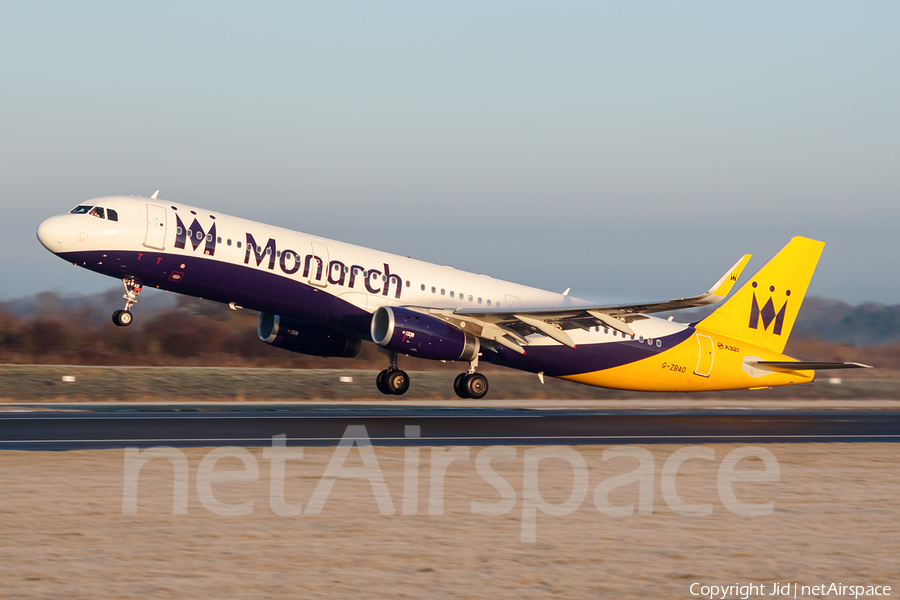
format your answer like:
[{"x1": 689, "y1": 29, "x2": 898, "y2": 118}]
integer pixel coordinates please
[{"x1": 2, "y1": 2, "x2": 898, "y2": 304}]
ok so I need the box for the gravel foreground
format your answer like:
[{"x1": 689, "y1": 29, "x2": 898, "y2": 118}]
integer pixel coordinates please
[{"x1": 1, "y1": 444, "x2": 898, "y2": 599}]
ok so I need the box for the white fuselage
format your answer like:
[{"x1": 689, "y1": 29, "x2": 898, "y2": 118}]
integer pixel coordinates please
[{"x1": 37, "y1": 194, "x2": 688, "y2": 353}]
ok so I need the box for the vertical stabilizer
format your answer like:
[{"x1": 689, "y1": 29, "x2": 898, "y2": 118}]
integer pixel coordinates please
[{"x1": 696, "y1": 237, "x2": 824, "y2": 354}]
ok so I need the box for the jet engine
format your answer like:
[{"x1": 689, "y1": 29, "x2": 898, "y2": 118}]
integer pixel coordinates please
[
  {"x1": 370, "y1": 306, "x2": 479, "y2": 362},
  {"x1": 257, "y1": 313, "x2": 361, "y2": 358}
]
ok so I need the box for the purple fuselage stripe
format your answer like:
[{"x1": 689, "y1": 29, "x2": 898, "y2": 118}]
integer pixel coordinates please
[
  {"x1": 59, "y1": 249, "x2": 695, "y2": 377},
  {"x1": 481, "y1": 328, "x2": 694, "y2": 377},
  {"x1": 59, "y1": 250, "x2": 374, "y2": 340}
]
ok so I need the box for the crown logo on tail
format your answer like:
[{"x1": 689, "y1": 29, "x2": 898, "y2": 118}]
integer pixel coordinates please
[{"x1": 748, "y1": 282, "x2": 790, "y2": 335}]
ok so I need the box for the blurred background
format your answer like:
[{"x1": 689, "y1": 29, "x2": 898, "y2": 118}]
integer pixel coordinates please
[
  {"x1": 0, "y1": 288, "x2": 898, "y2": 370},
  {"x1": 1, "y1": 287, "x2": 897, "y2": 402}
]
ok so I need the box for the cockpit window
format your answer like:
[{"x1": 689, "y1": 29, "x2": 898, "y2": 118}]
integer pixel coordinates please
[
  {"x1": 70, "y1": 205, "x2": 92, "y2": 214},
  {"x1": 107, "y1": 209, "x2": 118, "y2": 222},
  {"x1": 89, "y1": 207, "x2": 105, "y2": 219}
]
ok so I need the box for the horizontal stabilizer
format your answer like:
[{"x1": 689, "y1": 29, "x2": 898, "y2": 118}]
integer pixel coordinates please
[{"x1": 755, "y1": 361, "x2": 873, "y2": 370}]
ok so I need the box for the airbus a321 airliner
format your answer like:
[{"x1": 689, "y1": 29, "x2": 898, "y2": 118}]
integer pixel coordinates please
[{"x1": 36, "y1": 194, "x2": 869, "y2": 399}]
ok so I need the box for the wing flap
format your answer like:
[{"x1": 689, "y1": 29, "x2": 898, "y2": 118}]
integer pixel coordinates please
[{"x1": 514, "y1": 314, "x2": 576, "y2": 348}]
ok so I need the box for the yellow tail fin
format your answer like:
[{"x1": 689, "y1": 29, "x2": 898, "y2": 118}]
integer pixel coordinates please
[{"x1": 696, "y1": 236, "x2": 824, "y2": 353}]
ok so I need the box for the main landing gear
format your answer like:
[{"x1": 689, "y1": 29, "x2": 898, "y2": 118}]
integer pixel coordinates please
[
  {"x1": 453, "y1": 355, "x2": 489, "y2": 399},
  {"x1": 376, "y1": 351, "x2": 410, "y2": 396},
  {"x1": 112, "y1": 277, "x2": 142, "y2": 327},
  {"x1": 374, "y1": 351, "x2": 490, "y2": 399}
]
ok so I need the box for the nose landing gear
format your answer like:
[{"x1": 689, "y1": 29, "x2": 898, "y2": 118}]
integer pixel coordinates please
[
  {"x1": 454, "y1": 355, "x2": 489, "y2": 399},
  {"x1": 112, "y1": 278, "x2": 142, "y2": 327},
  {"x1": 376, "y1": 351, "x2": 410, "y2": 395},
  {"x1": 112, "y1": 309, "x2": 134, "y2": 327}
]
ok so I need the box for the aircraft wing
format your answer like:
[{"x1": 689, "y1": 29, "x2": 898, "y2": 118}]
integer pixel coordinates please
[{"x1": 407, "y1": 253, "x2": 752, "y2": 354}]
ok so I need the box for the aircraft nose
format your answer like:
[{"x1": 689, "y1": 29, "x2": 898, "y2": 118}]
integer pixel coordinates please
[{"x1": 36, "y1": 215, "x2": 67, "y2": 252}]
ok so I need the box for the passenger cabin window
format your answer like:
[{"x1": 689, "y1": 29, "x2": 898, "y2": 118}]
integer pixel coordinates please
[
  {"x1": 227, "y1": 239, "x2": 232, "y2": 246},
  {"x1": 107, "y1": 209, "x2": 118, "y2": 222},
  {"x1": 70, "y1": 205, "x2": 92, "y2": 214},
  {"x1": 89, "y1": 207, "x2": 105, "y2": 219}
]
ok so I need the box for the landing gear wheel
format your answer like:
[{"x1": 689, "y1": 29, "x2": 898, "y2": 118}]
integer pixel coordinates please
[
  {"x1": 112, "y1": 309, "x2": 134, "y2": 327},
  {"x1": 464, "y1": 372, "x2": 489, "y2": 399},
  {"x1": 453, "y1": 373, "x2": 470, "y2": 399},
  {"x1": 376, "y1": 370, "x2": 391, "y2": 395},
  {"x1": 386, "y1": 370, "x2": 410, "y2": 395}
]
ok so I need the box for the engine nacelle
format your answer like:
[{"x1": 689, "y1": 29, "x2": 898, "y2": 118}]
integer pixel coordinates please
[
  {"x1": 257, "y1": 313, "x2": 361, "y2": 358},
  {"x1": 370, "y1": 306, "x2": 479, "y2": 362}
]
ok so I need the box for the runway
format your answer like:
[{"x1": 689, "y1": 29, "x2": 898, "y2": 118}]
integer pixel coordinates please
[{"x1": 1, "y1": 407, "x2": 899, "y2": 450}]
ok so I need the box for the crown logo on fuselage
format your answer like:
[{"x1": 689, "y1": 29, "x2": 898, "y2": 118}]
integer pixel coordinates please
[
  {"x1": 174, "y1": 215, "x2": 217, "y2": 256},
  {"x1": 748, "y1": 281, "x2": 790, "y2": 335}
]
